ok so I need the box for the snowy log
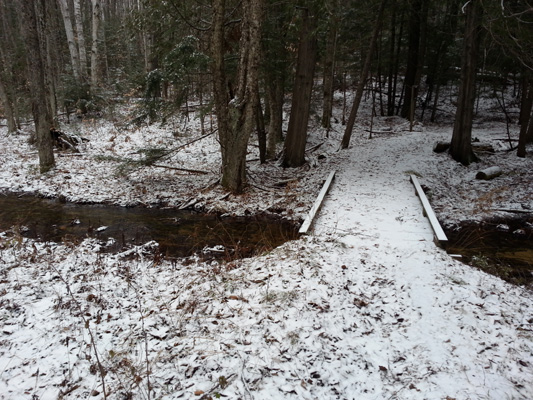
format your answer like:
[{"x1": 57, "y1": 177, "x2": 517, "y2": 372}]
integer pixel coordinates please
[
  {"x1": 472, "y1": 143, "x2": 495, "y2": 153},
  {"x1": 475, "y1": 166, "x2": 502, "y2": 180}
]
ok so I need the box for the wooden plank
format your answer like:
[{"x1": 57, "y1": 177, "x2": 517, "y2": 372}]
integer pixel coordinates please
[
  {"x1": 299, "y1": 171, "x2": 336, "y2": 234},
  {"x1": 409, "y1": 175, "x2": 448, "y2": 247}
]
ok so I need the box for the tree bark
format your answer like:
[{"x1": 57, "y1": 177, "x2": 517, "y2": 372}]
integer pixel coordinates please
[
  {"x1": 322, "y1": 20, "x2": 337, "y2": 129},
  {"x1": 517, "y1": 74, "x2": 532, "y2": 157},
  {"x1": 450, "y1": 0, "x2": 482, "y2": 165},
  {"x1": 340, "y1": 0, "x2": 387, "y2": 149},
  {"x1": 0, "y1": 76, "x2": 16, "y2": 133},
  {"x1": 91, "y1": 0, "x2": 102, "y2": 88},
  {"x1": 73, "y1": 0, "x2": 88, "y2": 82},
  {"x1": 212, "y1": 0, "x2": 263, "y2": 193},
  {"x1": 19, "y1": 0, "x2": 55, "y2": 172},
  {"x1": 400, "y1": 0, "x2": 422, "y2": 119},
  {"x1": 255, "y1": 84, "x2": 267, "y2": 163},
  {"x1": 282, "y1": 6, "x2": 318, "y2": 167},
  {"x1": 0, "y1": 0, "x2": 20, "y2": 132},
  {"x1": 266, "y1": 75, "x2": 284, "y2": 160},
  {"x1": 386, "y1": 0, "x2": 397, "y2": 116},
  {"x1": 57, "y1": 0, "x2": 81, "y2": 80}
]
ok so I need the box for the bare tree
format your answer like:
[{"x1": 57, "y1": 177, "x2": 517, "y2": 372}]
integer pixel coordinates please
[
  {"x1": 212, "y1": 0, "x2": 264, "y2": 192},
  {"x1": 282, "y1": 6, "x2": 318, "y2": 167},
  {"x1": 19, "y1": 0, "x2": 55, "y2": 172},
  {"x1": 0, "y1": 0, "x2": 20, "y2": 133},
  {"x1": 450, "y1": 0, "x2": 483, "y2": 165},
  {"x1": 57, "y1": 0, "x2": 81, "y2": 80},
  {"x1": 340, "y1": 0, "x2": 388, "y2": 149},
  {"x1": 322, "y1": 2, "x2": 338, "y2": 130},
  {"x1": 517, "y1": 73, "x2": 532, "y2": 157}
]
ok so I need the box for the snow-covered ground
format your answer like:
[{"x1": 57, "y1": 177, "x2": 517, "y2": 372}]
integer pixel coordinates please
[{"x1": 1, "y1": 97, "x2": 532, "y2": 399}]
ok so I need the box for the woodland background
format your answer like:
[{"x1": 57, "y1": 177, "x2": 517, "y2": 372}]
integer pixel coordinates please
[{"x1": 0, "y1": 0, "x2": 532, "y2": 191}]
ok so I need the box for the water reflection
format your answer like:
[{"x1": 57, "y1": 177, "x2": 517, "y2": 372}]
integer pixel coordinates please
[{"x1": 0, "y1": 193, "x2": 299, "y2": 259}]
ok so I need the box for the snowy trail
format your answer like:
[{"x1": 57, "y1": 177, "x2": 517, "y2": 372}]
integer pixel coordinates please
[
  {"x1": 305, "y1": 131, "x2": 533, "y2": 399},
  {"x1": 313, "y1": 131, "x2": 436, "y2": 244},
  {"x1": 1, "y1": 123, "x2": 532, "y2": 400}
]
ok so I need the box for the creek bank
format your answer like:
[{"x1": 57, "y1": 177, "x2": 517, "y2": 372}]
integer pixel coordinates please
[
  {"x1": 444, "y1": 215, "x2": 533, "y2": 286},
  {"x1": 0, "y1": 191, "x2": 299, "y2": 260}
]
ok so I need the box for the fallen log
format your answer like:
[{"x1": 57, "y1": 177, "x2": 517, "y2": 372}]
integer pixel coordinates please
[
  {"x1": 433, "y1": 141, "x2": 450, "y2": 153},
  {"x1": 472, "y1": 143, "x2": 495, "y2": 153},
  {"x1": 475, "y1": 166, "x2": 502, "y2": 180}
]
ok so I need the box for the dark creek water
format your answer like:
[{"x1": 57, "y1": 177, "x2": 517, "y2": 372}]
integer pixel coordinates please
[
  {"x1": 0, "y1": 193, "x2": 299, "y2": 259},
  {"x1": 445, "y1": 217, "x2": 533, "y2": 286}
]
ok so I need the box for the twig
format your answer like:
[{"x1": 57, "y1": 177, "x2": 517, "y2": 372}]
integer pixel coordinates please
[
  {"x1": 305, "y1": 142, "x2": 325, "y2": 153},
  {"x1": 136, "y1": 295, "x2": 152, "y2": 400},
  {"x1": 50, "y1": 264, "x2": 108, "y2": 399}
]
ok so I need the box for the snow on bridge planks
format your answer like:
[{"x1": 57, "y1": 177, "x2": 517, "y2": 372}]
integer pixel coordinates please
[
  {"x1": 410, "y1": 174, "x2": 448, "y2": 248},
  {"x1": 299, "y1": 171, "x2": 336, "y2": 234}
]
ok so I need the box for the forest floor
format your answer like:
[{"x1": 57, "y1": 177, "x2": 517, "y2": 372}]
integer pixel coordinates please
[{"x1": 0, "y1": 95, "x2": 533, "y2": 399}]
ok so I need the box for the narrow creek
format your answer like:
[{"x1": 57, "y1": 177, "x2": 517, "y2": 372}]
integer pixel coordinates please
[
  {"x1": 445, "y1": 217, "x2": 533, "y2": 286},
  {"x1": 0, "y1": 193, "x2": 299, "y2": 259}
]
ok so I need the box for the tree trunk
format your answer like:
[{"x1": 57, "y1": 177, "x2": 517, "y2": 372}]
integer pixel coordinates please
[
  {"x1": 340, "y1": 0, "x2": 387, "y2": 149},
  {"x1": 517, "y1": 74, "x2": 532, "y2": 157},
  {"x1": 266, "y1": 75, "x2": 284, "y2": 160},
  {"x1": 400, "y1": 0, "x2": 422, "y2": 119},
  {"x1": 322, "y1": 20, "x2": 337, "y2": 129},
  {"x1": 282, "y1": 6, "x2": 318, "y2": 167},
  {"x1": 450, "y1": 0, "x2": 482, "y2": 165},
  {"x1": 256, "y1": 83, "x2": 267, "y2": 163},
  {"x1": 20, "y1": 0, "x2": 55, "y2": 173},
  {"x1": 57, "y1": 0, "x2": 81, "y2": 80},
  {"x1": 45, "y1": 0, "x2": 61, "y2": 120},
  {"x1": 91, "y1": 0, "x2": 102, "y2": 88},
  {"x1": 0, "y1": 76, "x2": 17, "y2": 133},
  {"x1": 212, "y1": 0, "x2": 263, "y2": 193},
  {"x1": 0, "y1": 0, "x2": 20, "y2": 132},
  {"x1": 414, "y1": 0, "x2": 428, "y2": 90},
  {"x1": 73, "y1": 0, "x2": 88, "y2": 82}
]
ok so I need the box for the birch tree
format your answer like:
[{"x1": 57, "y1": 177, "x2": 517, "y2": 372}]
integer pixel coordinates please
[
  {"x1": 91, "y1": 0, "x2": 102, "y2": 88},
  {"x1": 57, "y1": 0, "x2": 81, "y2": 81}
]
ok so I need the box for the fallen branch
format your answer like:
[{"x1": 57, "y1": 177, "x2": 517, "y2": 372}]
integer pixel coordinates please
[
  {"x1": 57, "y1": 136, "x2": 80, "y2": 152},
  {"x1": 151, "y1": 164, "x2": 209, "y2": 174},
  {"x1": 174, "y1": 129, "x2": 217, "y2": 152},
  {"x1": 57, "y1": 153, "x2": 84, "y2": 157},
  {"x1": 305, "y1": 142, "x2": 325, "y2": 153},
  {"x1": 493, "y1": 208, "x2": 533, "y2": 214}
]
